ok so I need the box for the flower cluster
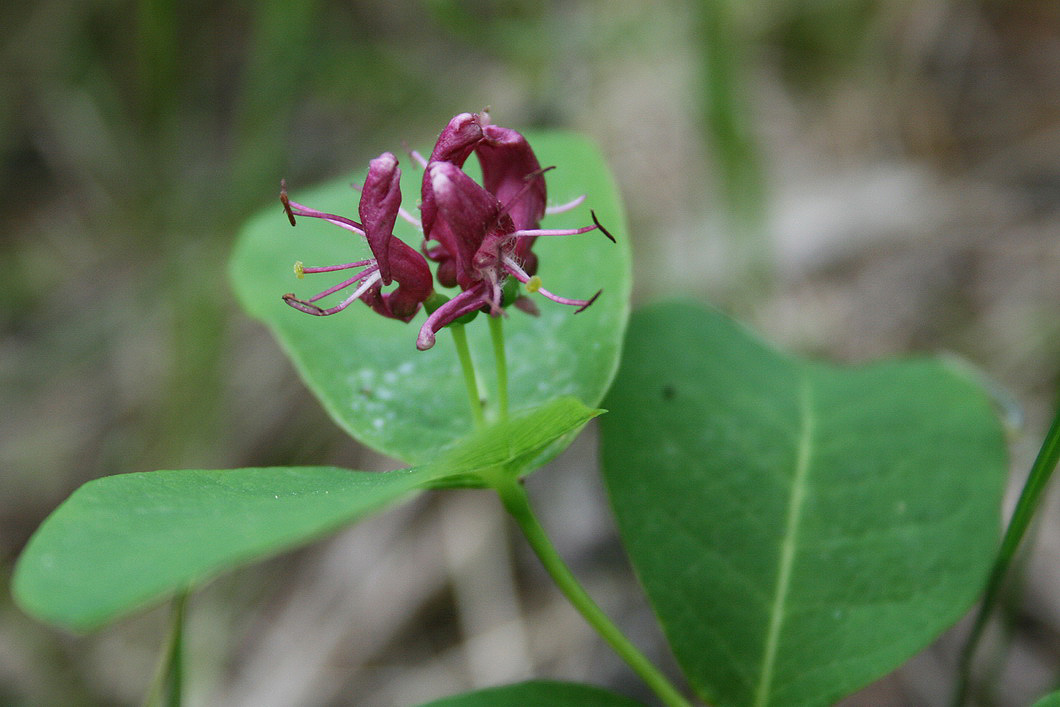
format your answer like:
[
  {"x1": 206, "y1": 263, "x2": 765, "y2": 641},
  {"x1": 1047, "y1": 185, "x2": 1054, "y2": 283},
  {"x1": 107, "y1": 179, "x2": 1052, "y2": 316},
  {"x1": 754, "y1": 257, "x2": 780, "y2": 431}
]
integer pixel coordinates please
[{"x1": 281, "y1": 111, "x2": 614, "y2": 351}]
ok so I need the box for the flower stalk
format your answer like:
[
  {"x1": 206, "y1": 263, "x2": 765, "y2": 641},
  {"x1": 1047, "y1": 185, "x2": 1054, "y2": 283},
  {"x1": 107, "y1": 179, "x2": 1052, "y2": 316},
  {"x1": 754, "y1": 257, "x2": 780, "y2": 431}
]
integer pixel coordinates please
[
  {"x1": 488, "y1": 315, "x2": 509, "y2": 422},
  {"x1": 448, "y1": 324, "x2": 485, "y2": 430}
]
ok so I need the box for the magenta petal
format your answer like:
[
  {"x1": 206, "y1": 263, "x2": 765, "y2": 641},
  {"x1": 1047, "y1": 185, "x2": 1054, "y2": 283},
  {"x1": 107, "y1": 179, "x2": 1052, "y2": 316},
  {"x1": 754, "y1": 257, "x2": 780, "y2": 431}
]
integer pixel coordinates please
[
  {"x1": 358, "y1": 152, "x2": 402, "y2": 285},
  {"x1": 428, "y1": 161, "x2": 513, "y2": 287},
  {"x1": 428, "y1": 112, "x2": 485, "y2": 165},
  {"x1": 420, "y1": 112, "x2": 486, "y2": 243},
  {"x1": 416, "y1": 284, "x2": 489, "y2": 351},
  {"x1": 475, "y1": 124, "x2": 547, "y2": 231},
  {"x1": 369, "y1": 238, "x2": 434, "y2": 322}
]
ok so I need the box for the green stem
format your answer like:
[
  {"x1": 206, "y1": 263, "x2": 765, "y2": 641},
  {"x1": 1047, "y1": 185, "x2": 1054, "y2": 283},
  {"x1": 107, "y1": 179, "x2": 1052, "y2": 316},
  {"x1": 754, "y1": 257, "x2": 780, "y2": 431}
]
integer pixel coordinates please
[
  {"x1": 450, "y1": 324, "x2": 485, "y2": 430},
  {"x1": 144, "y1": 591, "x2": 187, "y2": 707},
  {"x1": 488, "y1": 315, "x2": 509, "y2": 421},
  {"x1": 492, "y1": 475, "x2": 691, "y2": 707},
  {"x1": 953, "y1": 403, "x2": 1060, "y2": 706}
]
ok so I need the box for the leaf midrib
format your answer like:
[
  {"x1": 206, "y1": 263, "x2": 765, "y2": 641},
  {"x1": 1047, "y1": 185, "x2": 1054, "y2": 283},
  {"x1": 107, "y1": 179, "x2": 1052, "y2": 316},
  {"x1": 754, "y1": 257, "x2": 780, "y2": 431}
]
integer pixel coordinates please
[{"x1": 755, "y1": 374, "x2": 815, "y2": 707}]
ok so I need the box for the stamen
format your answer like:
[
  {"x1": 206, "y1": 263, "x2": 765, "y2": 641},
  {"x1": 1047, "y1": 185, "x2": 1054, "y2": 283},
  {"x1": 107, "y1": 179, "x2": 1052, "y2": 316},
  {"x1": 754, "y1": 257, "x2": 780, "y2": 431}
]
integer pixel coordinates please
[
  {"x1": 299, "y1": 259, "x2": 375, "y2": 275},
  {"x1": 408, "y1": 148, "x2": 428, "y2": 169},
  {"x1": 546, "y1": 194, "x2": 586, "y2": 215},
  {"x1": 511, "y1": 210, "x2": 616, "y2": 242},
  {"x1": 497, "y1": 166, "x2": 554, "y2": 219},
  {"x1": 285, "y1": 200, "x2": 366, "y2": 237},
  {"x1": 500, "y1": 255, "x2": 599, "y2": 312},
  {"x1": 280, "y1": 180, "x2": 297, "y2": 227},
  {"x1": 398, "y1": 206, "x2": 422, "y2": 228},
  {"x1": 573, "y1": 290, "x2": 601, "y2": 314},
  {"x1": 513, "y1": 224, "x2": 600, "y2": 238},
  {"x1": 284, "y1": 270, "x2": 383, "y2": 316},
  {"x1": 591, "y1": 210, "x2": 617, "y2": 243},
  {"x1": 282, "y1": 294, "x2": 325, "y2": 315},
  {"x1": 306, "y1": 271, "x2": 373, "y2": 303},
  {"x1": 502, "y1": 255, "x2": 532, "y2": 283},
  {"x1": 535, "y1": 284, "x2": 599, "y2": 311}
]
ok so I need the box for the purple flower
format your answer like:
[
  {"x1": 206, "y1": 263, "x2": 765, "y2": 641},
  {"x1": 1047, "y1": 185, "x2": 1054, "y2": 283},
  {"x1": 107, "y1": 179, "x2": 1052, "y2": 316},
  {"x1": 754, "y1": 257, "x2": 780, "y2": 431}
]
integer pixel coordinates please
[
  {"x1": 280, "y1": 113, "x2": 615, "y2": 352},
  {"x1": 415, "y1": 157, "x2": 613, "y2": 351},
  {"x1": 281, "y1": 152, "x2": 433, "y2": 322}
]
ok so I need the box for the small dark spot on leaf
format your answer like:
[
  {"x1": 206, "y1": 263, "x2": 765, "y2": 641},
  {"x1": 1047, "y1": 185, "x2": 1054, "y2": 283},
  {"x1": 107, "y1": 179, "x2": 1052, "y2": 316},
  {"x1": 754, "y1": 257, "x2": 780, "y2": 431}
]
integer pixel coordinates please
[
  {"x1": 360, "y1": 387, "x2": 374, "y2": 399},
  {"x1": 662, "y1": 385, "x2": 676, "y2": 401}
]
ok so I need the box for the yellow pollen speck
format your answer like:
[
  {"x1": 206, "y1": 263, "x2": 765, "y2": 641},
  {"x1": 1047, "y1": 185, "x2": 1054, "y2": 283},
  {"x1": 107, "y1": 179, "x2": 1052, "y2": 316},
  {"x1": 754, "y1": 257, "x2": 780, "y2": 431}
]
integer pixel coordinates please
[
  {"x1": 294, "y1": 261, "x2": 305, "y2": 279},
  {"x1": 526, "y1": 275, "x2": 543, "y2": 293}
]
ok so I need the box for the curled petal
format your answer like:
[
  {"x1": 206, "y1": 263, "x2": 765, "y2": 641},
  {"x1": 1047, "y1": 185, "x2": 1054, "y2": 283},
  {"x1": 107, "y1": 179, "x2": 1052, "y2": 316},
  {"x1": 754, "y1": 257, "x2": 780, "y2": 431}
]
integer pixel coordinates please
[
  {"x1": 417, "y1": 283, "x2": 490, "y2": 350},
  {"x1": 429, "y1": 112, "x2": 485, "y2": 165},
  {"x1": 428, "y1": 161, "x2": 514, "y2": 288},
  {"x1": 475, "y1": 124, "x2": 547, "y2": 230},
  {"x1": 358, "y1": 152, "x2": 403, "y2": 285},
  {"x1": 420, "y1": 112, "x2": 487, "y2": 243},
  {"x1": 366, "y1": 239, "x2": 434, "y2": 322}
]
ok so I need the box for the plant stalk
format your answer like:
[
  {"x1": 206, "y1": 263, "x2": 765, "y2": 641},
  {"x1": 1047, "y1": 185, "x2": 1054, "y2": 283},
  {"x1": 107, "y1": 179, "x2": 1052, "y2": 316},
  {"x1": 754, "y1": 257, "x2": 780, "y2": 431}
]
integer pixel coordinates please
[
  {"x1": 488, "y1": 314, "x2": 509, "y2": 421},
  {"x1": 449, "y1": 324, "x2": 485, "y2": 429},
  {"x1": 492, "y1": 475, "x2": 691, "y2": 707}
]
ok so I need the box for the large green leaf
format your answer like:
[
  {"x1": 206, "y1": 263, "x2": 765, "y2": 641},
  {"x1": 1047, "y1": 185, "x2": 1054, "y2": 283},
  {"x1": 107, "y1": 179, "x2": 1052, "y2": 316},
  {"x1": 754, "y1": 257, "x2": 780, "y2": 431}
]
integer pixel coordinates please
[
  {"x1": 14, "y1": 398, "x2": 599, "y2": 632},
  {"x1": 13, "y1": 466, "x2": 419, "y2": 632},
  {"x1": 600, "y1": 301, "x2": 1008, "y2": 706},
  {"x1": 230, "y1": 130, "x2": 630, "y2": 465},
  {"x1": 418, "y1": 680, "x2": 645, "y2": 706}
]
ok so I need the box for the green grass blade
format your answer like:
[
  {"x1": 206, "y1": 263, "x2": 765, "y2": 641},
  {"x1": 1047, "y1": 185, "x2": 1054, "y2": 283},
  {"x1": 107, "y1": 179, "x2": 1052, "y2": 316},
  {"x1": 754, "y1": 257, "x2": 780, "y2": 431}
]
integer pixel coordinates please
[{"x1": 955, "y1": 402, "x2": 1060, "y2": 704}]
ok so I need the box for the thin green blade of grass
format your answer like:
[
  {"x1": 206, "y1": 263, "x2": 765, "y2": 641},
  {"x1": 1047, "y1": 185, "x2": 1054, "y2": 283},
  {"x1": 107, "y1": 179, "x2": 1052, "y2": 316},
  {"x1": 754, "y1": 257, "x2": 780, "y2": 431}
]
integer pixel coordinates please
[{"x1": 955, "y1": 402, "x2": 1060, "y2": 705}]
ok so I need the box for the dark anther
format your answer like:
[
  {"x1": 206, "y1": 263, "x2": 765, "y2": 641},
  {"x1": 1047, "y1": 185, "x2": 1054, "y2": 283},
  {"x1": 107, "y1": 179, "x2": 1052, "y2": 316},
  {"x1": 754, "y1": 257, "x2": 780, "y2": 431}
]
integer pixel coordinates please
[
  {"x1": 574, "y1": 289, "x2": 602, "y2": 314},
  {"x1": 591, "y1": 210, "x2": 616, "y2": 243},
  {"x1": 282, "y1": 293, "x2": 326, "y2": 316},
  {"x1": 525, "y1": 165, "x2": 556, "y2": 182},
  {"x1": 280, "y1": 179, "x2": 297, "y2": 227}
]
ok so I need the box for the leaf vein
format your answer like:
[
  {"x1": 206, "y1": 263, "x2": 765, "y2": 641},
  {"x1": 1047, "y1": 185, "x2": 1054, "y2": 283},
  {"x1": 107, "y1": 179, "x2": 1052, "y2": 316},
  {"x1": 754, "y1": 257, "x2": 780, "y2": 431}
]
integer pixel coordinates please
[{"x1": 755, "y1": 374, "x2": 815, "y2": 706}]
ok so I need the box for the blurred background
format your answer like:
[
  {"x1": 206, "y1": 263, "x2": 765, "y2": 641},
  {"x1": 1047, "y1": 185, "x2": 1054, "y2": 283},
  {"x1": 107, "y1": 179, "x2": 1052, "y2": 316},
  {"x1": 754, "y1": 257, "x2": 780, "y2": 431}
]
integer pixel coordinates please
[{"x1": 1, "y1": 0, "x2": 1058, "y2": 704}]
